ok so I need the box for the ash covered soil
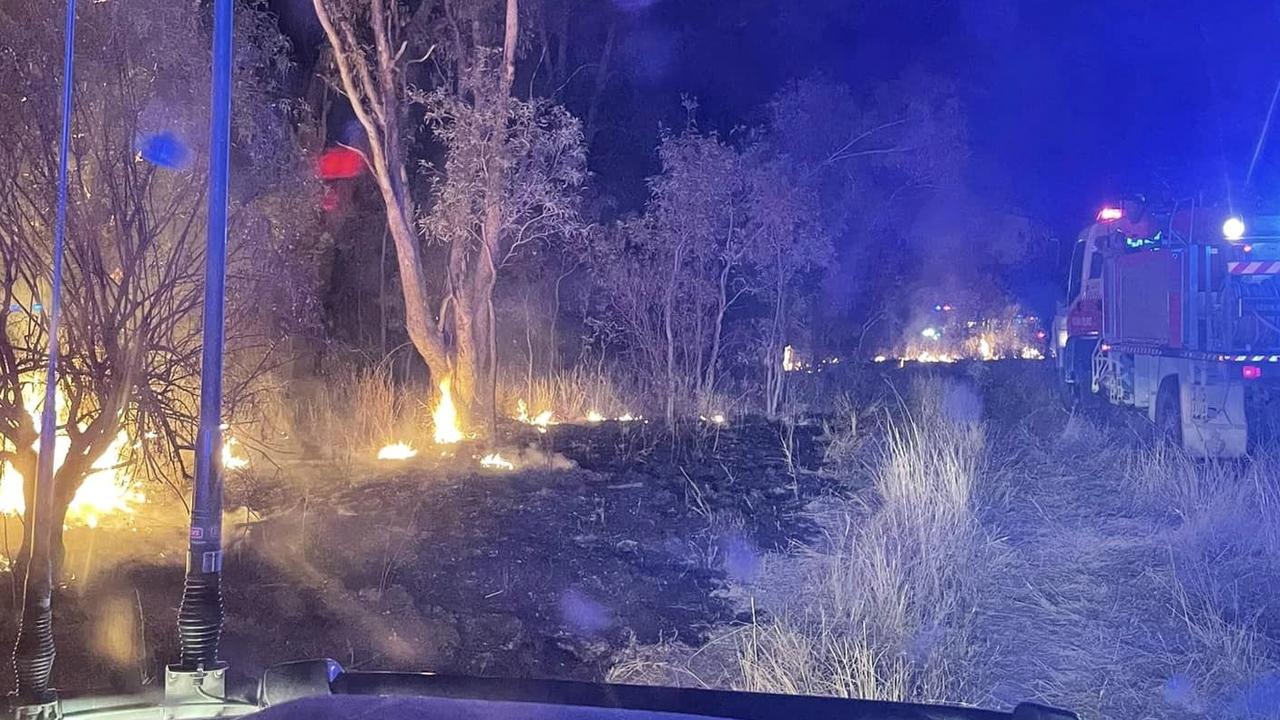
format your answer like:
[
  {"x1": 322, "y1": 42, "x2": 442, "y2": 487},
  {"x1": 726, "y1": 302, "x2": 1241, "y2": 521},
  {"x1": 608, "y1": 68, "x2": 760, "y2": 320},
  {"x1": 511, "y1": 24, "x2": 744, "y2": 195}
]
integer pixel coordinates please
[{"x1": 1, "y1": 413, "x2": 829, "y2": 694}]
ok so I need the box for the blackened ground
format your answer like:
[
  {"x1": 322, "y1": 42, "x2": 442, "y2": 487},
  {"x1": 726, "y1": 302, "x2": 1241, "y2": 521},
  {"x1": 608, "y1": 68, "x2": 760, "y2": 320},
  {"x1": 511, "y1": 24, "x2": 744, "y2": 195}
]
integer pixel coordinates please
[{"x1": 0, "y1": 416, "x2": 827, "y2": 696}]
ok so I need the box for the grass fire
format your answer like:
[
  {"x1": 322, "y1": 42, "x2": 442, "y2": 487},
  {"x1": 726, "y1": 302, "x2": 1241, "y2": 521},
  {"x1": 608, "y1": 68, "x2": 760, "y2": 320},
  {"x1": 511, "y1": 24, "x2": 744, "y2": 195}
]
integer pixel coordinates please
[{"x1": 3, "y1": 3, "x2": 1276, "y2": 720}]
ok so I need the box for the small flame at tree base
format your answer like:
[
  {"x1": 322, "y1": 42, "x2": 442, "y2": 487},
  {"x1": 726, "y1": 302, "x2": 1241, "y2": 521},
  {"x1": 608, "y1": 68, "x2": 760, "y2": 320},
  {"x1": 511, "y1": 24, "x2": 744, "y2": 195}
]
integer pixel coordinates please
[{"x1": 433, "y1": 378, "x2": 463, "y2": 444}]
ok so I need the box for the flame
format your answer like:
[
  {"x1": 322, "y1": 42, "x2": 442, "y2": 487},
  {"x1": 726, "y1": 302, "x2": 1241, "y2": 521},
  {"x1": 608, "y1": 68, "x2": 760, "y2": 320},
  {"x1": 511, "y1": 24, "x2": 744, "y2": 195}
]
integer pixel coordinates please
[
  {"x1": 433, "y1": 377, "x2": 463, "y2": 444},
  {"x1": 0, "y1": 375, "x2": 142, "y2": 527},
  {"x1": 377, "y1": 442, "x2": 418, "y2": 461},
  {"x1": 515, "y1": 399, "x2": 554, "y2": 427},
  {"x1": 222, "y1": 436, "x2": 250, "y2": 470},
  {"x1": 1020, "y1": 346, "x2": 1045, "y2": 360},
  {"x1": 978, "y1": 337, "x2": 996, "y2": 361},
  {"x1": 586, "y1": 410, "x2": 604, "y2": 423},
  {"x1": 479, "y1": 452, "x2": 515, "y2": 471},
  {"x1": 616, "y1": 413, "x2": 637, "y2": 422},
  {"x1": 782, "y1": 345, "x2": 798, "y2": 372}
]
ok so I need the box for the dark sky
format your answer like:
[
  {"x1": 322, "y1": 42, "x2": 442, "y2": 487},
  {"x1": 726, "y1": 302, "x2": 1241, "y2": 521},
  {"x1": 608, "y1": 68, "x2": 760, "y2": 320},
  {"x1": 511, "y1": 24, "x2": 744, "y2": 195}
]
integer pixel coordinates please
[
  {"x1": 613, "y1": 0, "x2": 1280, "y2": 233},
  {"x1": 274, "y1": 0, "x2": 1280, "y2": 233}
]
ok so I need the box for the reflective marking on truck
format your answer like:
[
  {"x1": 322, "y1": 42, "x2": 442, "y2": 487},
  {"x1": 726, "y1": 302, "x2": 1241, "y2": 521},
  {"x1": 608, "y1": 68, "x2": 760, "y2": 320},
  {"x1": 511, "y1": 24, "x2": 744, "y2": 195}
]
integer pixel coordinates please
[
  {"x1": 1106, "y1": 343, "x2": 1280, "y2": 363},
  {"x1": 1227, "y1": 261, "x2": 1280, "y2": 275}
]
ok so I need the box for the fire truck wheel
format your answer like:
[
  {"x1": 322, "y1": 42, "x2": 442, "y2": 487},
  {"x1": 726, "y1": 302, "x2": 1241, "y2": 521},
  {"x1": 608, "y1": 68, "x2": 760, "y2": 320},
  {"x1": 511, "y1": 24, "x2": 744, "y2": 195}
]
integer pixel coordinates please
[
  {"x1": 1060, "y1": 339, "x2": 1097, "y2": 411},
  {"x1": 1155, "y1": 376, "x2": 1183, "y2": 446}
]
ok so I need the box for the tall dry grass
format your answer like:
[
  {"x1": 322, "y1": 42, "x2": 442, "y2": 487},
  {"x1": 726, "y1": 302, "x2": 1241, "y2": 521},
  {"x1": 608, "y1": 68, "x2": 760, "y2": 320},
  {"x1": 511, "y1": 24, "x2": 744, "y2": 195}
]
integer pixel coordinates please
[
  {"x1": 1123, "y1": 444, "x2": 1280, "y2": 714},
  {"x1": 729, "y1": 379, "x2": 992, "y2": 703},
  {"x1": 300, "y1": 365, "x2": 431, "y2": 458},
  {"x1": 496, "y1": 366, "x2": 639, "y2": 421},
  {"x1": 611, "y1": 377, "x2": 994, "y2": 704}
]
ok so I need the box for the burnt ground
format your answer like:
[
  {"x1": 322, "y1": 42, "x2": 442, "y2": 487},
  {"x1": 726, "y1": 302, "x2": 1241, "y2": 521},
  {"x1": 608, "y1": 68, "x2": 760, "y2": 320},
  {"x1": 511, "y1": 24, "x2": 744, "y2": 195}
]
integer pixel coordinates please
[{"x1": 0, "y1": 415, "x2": 827, "y2": 695}]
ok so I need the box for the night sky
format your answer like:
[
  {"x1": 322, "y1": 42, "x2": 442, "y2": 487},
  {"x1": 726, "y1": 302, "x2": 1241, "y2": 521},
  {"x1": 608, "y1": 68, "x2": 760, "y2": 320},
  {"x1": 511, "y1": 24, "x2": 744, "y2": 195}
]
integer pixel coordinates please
[
  {"x1": 272, "y1": 0, "x2": 1280, "y2": 314},
  {"x1": 609, "y1": 0, "x2": 1280, "y2": 231}
]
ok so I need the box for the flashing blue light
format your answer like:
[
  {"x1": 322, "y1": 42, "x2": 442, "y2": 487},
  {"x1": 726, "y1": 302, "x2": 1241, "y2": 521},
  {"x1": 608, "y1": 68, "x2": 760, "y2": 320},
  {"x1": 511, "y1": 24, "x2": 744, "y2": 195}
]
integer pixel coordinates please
[
  {"x1": 933, "y1": 304, "x2": 943, "y2": 312},
  {"x1": 139, "y1": 131, "x2": 192, "y2": 170},
  {"x1": 1223, "y1": 216, "x2": 1246, "y2": 242},
  {"x1": 31, "y1": 302, "x2": 43, "y2": 313}
]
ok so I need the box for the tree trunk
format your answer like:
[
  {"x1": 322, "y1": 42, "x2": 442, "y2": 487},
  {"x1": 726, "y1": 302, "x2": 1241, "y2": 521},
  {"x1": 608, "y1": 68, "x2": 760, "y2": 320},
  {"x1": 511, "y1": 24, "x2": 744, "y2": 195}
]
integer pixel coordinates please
[
  {"x1": 311, "y1": 0, "x2": 451, "y2": 387},
  {"x1": 767, "y1": 288, "x2": 786, "y2": 416},
  {"x1": 704, "y1": 260, "x2": 732, "y2": 400},
  {"x1": 664, "y1": 245, "x2": 684, "y2": 427}
]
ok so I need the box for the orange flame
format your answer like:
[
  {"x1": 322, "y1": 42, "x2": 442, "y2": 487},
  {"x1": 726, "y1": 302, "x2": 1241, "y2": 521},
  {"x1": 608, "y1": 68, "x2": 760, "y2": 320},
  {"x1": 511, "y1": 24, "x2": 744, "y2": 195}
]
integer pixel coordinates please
[{"x1": 433, "y1": 377, "x2": 463, "y2": 444}]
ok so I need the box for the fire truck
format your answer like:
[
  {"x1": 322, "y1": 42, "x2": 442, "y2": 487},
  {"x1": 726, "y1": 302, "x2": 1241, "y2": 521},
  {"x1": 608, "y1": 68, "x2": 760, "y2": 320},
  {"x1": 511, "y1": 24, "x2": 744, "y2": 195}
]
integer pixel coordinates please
[{"x1": 1054, "y1": 199, "x2": 1280, "y2": 456}]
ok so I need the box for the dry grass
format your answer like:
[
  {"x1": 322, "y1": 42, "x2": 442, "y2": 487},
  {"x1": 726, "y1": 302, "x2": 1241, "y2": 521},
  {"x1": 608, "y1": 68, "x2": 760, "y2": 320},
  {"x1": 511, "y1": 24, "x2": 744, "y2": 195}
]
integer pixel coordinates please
[
  {"x1": 612, "y1": 377, "x2": 994, "y2": 704},
  {"x1": 300, "y1": 365, "x2": 432, "y2": 458},
  {"x1": 611, "y1": 371, "x2": 1280, "y2": 716},
  {"x1": 497, "y1": 366, "x2": 639, "y2": 421}
]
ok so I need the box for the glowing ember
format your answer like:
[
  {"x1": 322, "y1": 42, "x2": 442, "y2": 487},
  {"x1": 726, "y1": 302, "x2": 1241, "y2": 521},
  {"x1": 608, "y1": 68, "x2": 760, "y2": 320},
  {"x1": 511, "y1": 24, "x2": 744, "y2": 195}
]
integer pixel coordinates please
[
  {"x1": 516, "y1": 399, "x2": 555, "y2": 427},
  {"x1": 873, "y1": 355, "x2": 889, "y2": 363},
  {"x1": 222, "y1": 436, "x2": 250, "y2": 470},
  {"x1": 616, "y1": 413, "x2": 637, "y2": 422},
  {"x1": 433, "y1": 377, "x2": 463, "y2": 444},
  {"x1": 586, "y1": 411, "x2": 605, "y2": 423},
  {"x1": 1020, "y1": 346, "x2": 1046, "y2": 360},
  {"x1": 377, "y1": 442, "x2": 418, "y2": 461},
  {"x1": 0, "y1": 375, "x2": 142, "y2": 527},
  {"x1": 479, "y1": 453, "x2": 515, "y2": 471}
]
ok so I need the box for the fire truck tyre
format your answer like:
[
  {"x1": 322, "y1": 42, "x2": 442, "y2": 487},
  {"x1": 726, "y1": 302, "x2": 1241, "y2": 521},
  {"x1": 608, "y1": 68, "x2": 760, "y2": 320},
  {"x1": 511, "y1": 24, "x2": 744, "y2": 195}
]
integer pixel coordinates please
[
  {"x1": 1155, "y1": 376, "x2": 1183, "y2": 446},
  {"x1": 1062, "y1": 339, "x2": 1097, "y2": 411}
]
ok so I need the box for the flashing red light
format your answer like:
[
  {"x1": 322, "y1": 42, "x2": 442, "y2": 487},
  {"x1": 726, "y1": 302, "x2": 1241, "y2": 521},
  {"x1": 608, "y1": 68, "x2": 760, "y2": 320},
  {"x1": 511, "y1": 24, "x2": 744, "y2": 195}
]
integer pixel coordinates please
[
  {"x1": 317, "y1": 147, "x2": 365, "y2": 180},
  {"x1": 1243, "y1": 244, "x2": 1254, "y2": 254},
  {"x1": 1035, "y1": 330, "x2": 1047, "y2": 340},
  {"x1": 1100, "y1": 343, "x2": 1111, "y2": 352},
  {"x1": 1097, "y1": 207, "x2": 1123, "y2": 222},
  {"x1": 1242, "y1": 365, "x2": 1263, "y2": 381}
]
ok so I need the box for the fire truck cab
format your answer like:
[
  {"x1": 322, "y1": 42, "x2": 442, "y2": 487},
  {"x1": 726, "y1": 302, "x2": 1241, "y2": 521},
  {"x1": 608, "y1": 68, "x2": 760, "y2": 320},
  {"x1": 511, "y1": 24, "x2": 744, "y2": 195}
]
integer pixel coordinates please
[{"x1": 1055, "y1": 200, "x2": 1280, "y2": 456}]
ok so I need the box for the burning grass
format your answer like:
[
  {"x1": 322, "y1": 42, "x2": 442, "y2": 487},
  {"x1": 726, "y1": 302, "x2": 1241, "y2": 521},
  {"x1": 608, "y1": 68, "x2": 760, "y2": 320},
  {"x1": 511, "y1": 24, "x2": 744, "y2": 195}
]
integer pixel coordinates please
[
  {"x1": 499, "y1": 367, "x2": 639, "y2": 425},
  {"x1": 0, "y1": 374, "x2": 143, "y2": 527}
]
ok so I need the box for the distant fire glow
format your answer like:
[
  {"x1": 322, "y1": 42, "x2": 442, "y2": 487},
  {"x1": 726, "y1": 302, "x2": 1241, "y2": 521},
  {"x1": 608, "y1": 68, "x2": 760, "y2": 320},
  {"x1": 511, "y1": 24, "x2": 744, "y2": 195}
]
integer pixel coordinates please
[
  {"x1": 377, "y1": 442, "x2": 418, "y2": 460},
  {"x1": 782, "y1": 345, "x2": 798, "y2": 372},
  {"x1": 884, "y1": 309, "x2": 1047, "y2": 364},
  {"x1": 433, "y1": 378, "x2": 463, "y2": 444}
]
